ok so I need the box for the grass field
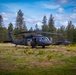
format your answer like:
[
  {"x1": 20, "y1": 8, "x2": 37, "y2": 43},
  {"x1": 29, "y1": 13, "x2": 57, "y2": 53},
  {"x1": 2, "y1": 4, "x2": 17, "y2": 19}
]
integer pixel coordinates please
[{"x1": 0, "y1": 43, "x2": 76, "y2": 75}]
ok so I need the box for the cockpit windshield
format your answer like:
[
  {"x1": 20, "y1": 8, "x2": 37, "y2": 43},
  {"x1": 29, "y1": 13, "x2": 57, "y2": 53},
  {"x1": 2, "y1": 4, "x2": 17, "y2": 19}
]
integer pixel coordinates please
[{"x1": 38, "y1": 37, "x2": 49, "y2": 41}]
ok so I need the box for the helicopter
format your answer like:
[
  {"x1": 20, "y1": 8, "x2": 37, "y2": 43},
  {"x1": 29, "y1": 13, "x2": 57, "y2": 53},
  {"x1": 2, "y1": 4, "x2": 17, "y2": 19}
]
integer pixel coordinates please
[{"x1": 7, "y1": 31, "x2": 71, "y2": 48}]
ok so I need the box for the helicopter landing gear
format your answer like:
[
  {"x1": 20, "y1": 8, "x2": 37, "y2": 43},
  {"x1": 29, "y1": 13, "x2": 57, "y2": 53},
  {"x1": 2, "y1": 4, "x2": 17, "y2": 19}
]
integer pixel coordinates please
[
  {"x1": 31, "y1": 38, "x2": 37, "y2": 48},
  {"x1": 31, "y1": 44, "x2": 36, "y2": 48},
  {"x1": 42, "y1": 46, "x2": 45, "y2": 48}
]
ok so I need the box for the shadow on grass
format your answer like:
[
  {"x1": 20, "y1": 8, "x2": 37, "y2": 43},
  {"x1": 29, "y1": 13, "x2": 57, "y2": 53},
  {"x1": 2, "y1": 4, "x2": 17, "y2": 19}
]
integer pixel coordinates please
[{"x1": 15, "y1": 45, "x2": 50, "y2": 50}]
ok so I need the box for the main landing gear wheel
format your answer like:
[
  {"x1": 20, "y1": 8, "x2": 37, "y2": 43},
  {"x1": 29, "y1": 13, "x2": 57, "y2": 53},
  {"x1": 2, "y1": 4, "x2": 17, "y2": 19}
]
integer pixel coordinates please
[{"x1": 42, "y1": 46, "x2": 45, "y2": 48}]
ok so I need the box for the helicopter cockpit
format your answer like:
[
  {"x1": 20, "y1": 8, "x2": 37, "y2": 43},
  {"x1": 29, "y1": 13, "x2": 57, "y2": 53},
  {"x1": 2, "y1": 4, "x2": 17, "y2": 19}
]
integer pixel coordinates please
[{"x1": 38, "y1": 37, "x2": 49, "y2": 42}]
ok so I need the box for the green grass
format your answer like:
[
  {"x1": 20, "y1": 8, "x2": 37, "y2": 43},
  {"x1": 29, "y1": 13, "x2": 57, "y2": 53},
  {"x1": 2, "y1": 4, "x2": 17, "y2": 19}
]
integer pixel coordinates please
[
  {"x1": 0, "y1": 68, "x2": 76, "y2": 75},
  {"x1": 0, "y1": 43, "x2": 76, "y2": 75},
  {"x1": 62, "y1": 56, "x2": 76, "y2": 63}
]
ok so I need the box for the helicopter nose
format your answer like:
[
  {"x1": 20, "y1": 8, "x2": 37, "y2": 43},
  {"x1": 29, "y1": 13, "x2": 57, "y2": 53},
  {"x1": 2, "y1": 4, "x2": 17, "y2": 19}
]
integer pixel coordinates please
[{"x1": 44, "y1": 41, "x2": 52, "y2": 45}]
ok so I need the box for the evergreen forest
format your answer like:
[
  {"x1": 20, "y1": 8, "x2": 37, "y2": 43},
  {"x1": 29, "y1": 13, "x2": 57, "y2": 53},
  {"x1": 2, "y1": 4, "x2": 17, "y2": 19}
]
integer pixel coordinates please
[{"x1": 0, "y1": 9, "x2": 76, "y2": 43}]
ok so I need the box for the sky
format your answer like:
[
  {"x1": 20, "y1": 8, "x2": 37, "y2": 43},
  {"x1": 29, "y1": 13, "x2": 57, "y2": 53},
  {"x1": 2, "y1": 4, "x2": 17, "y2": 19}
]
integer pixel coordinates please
[{"x1": 0, "y1": 0, "x2": 76, "y2": 29}]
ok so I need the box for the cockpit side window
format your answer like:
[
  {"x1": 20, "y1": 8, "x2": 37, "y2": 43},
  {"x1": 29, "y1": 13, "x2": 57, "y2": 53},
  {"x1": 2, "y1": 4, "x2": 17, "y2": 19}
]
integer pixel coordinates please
[
  {"x1": 38, "y1": 37, "x2": 49, "y2": 41},
  {"x1": 27, "y1": 38, "x2": 32, "y2": 41}
]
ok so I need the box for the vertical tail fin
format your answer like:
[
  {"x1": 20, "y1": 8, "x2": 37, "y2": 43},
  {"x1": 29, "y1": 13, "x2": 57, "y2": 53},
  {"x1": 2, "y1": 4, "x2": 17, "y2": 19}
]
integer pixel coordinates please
[{"x1": 8, "y1": 32, "x2": 15, "y2": 43}]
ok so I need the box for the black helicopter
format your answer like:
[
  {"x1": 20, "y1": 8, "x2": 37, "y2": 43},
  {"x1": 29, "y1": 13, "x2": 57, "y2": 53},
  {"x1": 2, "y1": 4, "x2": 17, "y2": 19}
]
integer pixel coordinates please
[{"x1": 7, "y1": 31, "x2": 71, "y2": 48}]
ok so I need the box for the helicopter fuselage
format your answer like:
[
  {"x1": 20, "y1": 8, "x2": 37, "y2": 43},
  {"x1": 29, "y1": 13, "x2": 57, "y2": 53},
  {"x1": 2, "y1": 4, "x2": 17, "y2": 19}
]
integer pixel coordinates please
[{"x1": 9, "y1": 32, "x2": 52, "y2": 48}]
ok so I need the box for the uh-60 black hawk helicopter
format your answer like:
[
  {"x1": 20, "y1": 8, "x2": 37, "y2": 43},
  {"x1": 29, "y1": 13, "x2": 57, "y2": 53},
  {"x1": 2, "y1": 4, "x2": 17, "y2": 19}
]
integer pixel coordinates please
[{"x1": 7, "y1": 31, "x2": 71, "y2": 48}]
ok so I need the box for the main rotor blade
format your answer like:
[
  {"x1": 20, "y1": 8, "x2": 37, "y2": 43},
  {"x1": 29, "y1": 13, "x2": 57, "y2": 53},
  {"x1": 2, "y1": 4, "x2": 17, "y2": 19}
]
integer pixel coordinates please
[
  {"x1": 14, "y1": 31, "x2": 63, "y2": 37},
  {"x1": 14, "y1": 31, "x2": 36, "y2": 35},
  {"x1": 36, "y1": 31, "x2": 63, "y2": 36}
]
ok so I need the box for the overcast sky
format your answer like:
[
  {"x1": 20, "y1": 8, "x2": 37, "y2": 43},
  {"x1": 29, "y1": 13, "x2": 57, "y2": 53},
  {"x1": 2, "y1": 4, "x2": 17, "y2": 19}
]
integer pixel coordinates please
[{"x1": 0, "y1": 0, "x2": 76, "y2": 29}]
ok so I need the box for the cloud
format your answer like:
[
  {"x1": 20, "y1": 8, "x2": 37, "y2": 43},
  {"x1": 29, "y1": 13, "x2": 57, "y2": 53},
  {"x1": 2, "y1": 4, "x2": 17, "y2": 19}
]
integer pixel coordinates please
[
  {"x1": 1, "y1": 12, "x2": 16, "y2": 23},
  {"x1": 55, "y1": 20, "x2": 68, "y2": 28},
  {"x1": 26, "y1": 17, "x2": 42, "y2": 29},
  {"x1": 54, "y1": 13, "x2": 76, "y2": 28},
  {"x1": 54, "y1": 14, "x2": 63, "y2": 21},
  {"x1": 70, "y1": 13, "x2": 76, "y2": 19},
  {"x1": 60, "y1": 21, "x2": 68, "y2": 26},
  {"x1": 3, "y1": 17, "x2": 8, "y2": 21},
  {"x1": 26, "y1": 18, "x2": 34, "y2": 23},
  {"x1": 1, "y1": 12, "x2": 6, "y2": 15},
  {"x1": 54, "y1": 13, "x2": 76, "y2": 21},
  {"x1": 73, "y1": 23, "x2": 76, "y2": 26},
  {"x1": 55, "y1": 0, "x2": 69, "y2": 5},
  {"x1": 26, "y1": 18, "x2": 38, "y2": 24},
  {"x1": 36, "y1": 22, "x2": 42, "y2": 26},
  {"x1": 1, "y1": 12, "x2": 8, "y2": 21},
  {"x1": 26, "y1": 16, "x2": 42, "y2": 24},
  {"x1": 73, "y1": 7, "x2": 76, "y2": 12},
  {"x1": 0, "y1": 12, "x2": 16, "y2": 28},
  {"x1": 36, "y1": 1, "x2": 60, "y2": 9},
  {"x1": 1, "y1": 12, "x2": 16, "y2": 18},
  {"x1": 60, "y1": 0, "x2": 68, "y2": 4},
  {"x1": 42, "y1": 4, "x2": 60, "y2": 9},
  {"x1": 57, "y1": 8, "x2": 64, "y2": 13}
]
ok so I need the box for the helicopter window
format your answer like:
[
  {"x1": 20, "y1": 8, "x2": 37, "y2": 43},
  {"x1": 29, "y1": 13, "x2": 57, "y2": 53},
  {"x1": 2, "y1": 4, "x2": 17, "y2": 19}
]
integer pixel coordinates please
[
  {"x1": 27, "y1": 38, "x2": 32, "y2": 41},
  {"x1": 38, "y1": 37, "x2": 49, "y2": 41}
]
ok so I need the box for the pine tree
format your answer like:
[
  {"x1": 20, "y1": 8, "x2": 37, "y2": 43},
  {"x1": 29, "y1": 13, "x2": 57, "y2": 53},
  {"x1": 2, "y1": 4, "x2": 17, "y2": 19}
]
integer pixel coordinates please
[
  {"x1": 57, "y1": 26, "x2": 66, "y2": 37},
  {"x1": 8, "y1": 22, "x2": 13, "y2": 32},
  {"x1": 15, "y1": 9, "x2": 27, "y2": 32},
  {"x1": 48, "y1": 14, "x2": 56, "y2": 32},
  {"x1": 29, "y1": 27, "x2": 33, "y2": 31},
  {"x1": 72, "y1": 28, "x2": 76, "y2": 43},
  {"x1": 22, "y1": 21, "x2": 28, "y2": 31},
  {"x1": 42, "y1": 15, "x2": 48, "y2": 31},
  {"x1": 0, "y1": 15, "x2": 7, "y2": 42},
  {"x1": 35, "y1": 24, "x2": 39, "y2": 31},
  {"x1": 57, "y1": 26, "x2": 66, "y2": 42},
  {"x1": 66, "y1": 21, "x2": 75, "y2": 42},
  {"x1": 0, "y1": 15, "x2": 4, "y2": 28}
]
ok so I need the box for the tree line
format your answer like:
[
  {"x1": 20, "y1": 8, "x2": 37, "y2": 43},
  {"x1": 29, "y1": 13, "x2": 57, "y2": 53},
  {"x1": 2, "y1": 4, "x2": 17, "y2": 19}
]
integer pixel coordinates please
[{"x1": 0, "y1": 9, "x2": 76, "y2": 43}]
